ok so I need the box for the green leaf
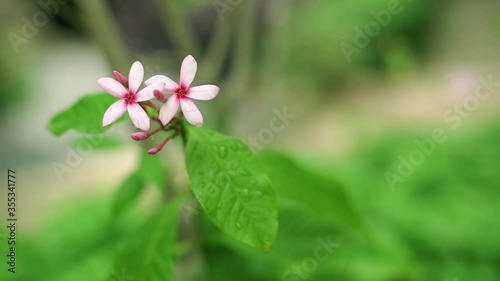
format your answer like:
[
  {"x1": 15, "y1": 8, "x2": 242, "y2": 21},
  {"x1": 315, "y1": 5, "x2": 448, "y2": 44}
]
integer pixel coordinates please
[
  {"x1": 201, "y1": 200, "x2": 343, "y2": 281},
  {"x1": 113, "y1": 204, "x2": 178, "y2": 281},
  {"x1": 185, "y1": 126, "x2": 278, "y2": 252},
  {"x1": 138, "y1": 152, "x2": 168, "y2": 191},
  {"x1": 113, "y1": 172, "x2": 145, "y2": 218},
  {"x1": 48, "y1": 93, "x2": 121, "y2": 136},
  {"x1": 257, "y1": 151, "x2": 363, "y2": 230}
]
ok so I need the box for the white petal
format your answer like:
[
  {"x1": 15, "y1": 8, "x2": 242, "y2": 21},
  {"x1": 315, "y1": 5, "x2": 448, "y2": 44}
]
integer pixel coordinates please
[
  {"x1": 127, "y1": 103, "x2": 150, "y2": 131},
  {"x1": 188, "y1": 85, "x2": 220, "y2": 100},
  {"x1": 136, "y1": 82, "x2": 164, "y2": 102},
  {"x1": 128, "y1": 61, "x2": 144, "y2": 93},
  {"x1": 145, "y1": 75, "x2": 179, "y2": 92},
  {"x1": 180, "y1": 55, "x2": 197, "y2": 87},
  {"x1": 159, "y1": 96, "x2": 180, "y2": 125},
  {"x1": 180, "y1": 98, "x2": 203, "y2": 127},
  {"x1": 103, "y1": 100, "x2": 126, "y2": 127},
  {"x1": 98, "y1": 78, "x2": 127, "y2": 98}
]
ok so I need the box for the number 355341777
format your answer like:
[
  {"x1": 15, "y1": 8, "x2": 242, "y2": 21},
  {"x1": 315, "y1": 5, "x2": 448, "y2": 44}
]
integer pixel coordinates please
[{"x1": 7, "y1": 170, "x2": 16, "y2": 217}]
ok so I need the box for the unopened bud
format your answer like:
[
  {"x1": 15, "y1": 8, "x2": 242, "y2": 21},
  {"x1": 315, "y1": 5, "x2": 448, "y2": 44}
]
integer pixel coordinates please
[
  {"x1": 113, "y1": 71, "x2": 129, "y2": 87},
  {"x1": 148, "y1": 147, "x2": 161, "y2": 155},
  {"x1": 154, "y1": 90, "x2": 167, "y2": 103},
  {"x1": 131, "y1": 132, "x2": 149, "y2": 141}
]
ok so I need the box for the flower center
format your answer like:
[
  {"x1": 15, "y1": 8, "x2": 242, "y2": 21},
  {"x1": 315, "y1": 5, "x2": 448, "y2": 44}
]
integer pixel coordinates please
[
  {"x1": 176, "y1": 85, "x2": 189, "y2": 97},
  {"x1": 124, "y1": 92, "x2": 136, "y2": 104}
]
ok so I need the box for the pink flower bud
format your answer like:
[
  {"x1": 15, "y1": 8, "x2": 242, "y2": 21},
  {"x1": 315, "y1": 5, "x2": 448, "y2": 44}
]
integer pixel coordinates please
[
  {"x1": 112, "y1": 71, "x2": 129, "y2": 87},
  {"x1": 148, "y1": 147, "x2": 161, "y2": 155},
  {"x1": 131, "y1": 132, "x2": 149, "y2": 141},
  {"x1": 154, "y1": 89, "x2": 167, "y2": 103}
]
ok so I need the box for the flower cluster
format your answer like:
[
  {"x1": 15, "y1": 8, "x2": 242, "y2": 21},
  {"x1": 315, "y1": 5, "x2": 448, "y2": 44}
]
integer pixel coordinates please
[{"x1": 98, "y1": 55, "x2": 219, "y2": 154}]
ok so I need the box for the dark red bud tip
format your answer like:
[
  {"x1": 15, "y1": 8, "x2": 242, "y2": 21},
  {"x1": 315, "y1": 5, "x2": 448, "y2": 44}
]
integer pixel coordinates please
[
  {"x1": 131, "y1": 132, "x2": 149, "y2": 141},
  {"x1": 154, "y1": 90, "x2": 168, "y2": 103},
  {"x1": 113, "y1": 71, "x2": 129, "y2": 87},
  {"x1": 147, "y1": 147, "x2": 161, "y2": 155}
]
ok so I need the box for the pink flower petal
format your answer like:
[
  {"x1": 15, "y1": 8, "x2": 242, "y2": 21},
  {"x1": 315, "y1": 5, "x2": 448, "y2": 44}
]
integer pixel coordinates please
[
  {"x1": 98, "y1": 78, "x2": 128, "y2": 98},
  {"x1": 136, "y1": 82, "x2": 164, "y2": 102},
  {"x1": 180, "y1": 55, "x2": 197, "y2": 87},
  {"x1": 188, "y1": 85, "x2": 220, "y2": 100},
  {"x1": 145, "y1": 75, "x2": 179, "y2": 92},
  {"x1": 103, "y1": 100, "x2": 126, "y2": 127},
  {"x1": 159, "y1": 96, "x2": 180, "y2": 125},
  {"x1": 127, "y1": 103, "x2": 150, "y2": 131},
  {"x1": 128, "y1": 61, "x2": 144, "y2": 93},
  {"x1": 180, "y1": 98, "x2": 203, "y2": 127}
]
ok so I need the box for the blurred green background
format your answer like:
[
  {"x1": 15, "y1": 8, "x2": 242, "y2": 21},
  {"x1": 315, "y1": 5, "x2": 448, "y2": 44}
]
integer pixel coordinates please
[{"x1": 1, "y1": 0, "x2": 500, "y2": 280}]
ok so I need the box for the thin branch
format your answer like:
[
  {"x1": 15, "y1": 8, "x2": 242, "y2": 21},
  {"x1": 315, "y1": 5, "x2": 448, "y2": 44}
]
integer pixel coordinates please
[
  {"x1": 154, "y1": 0, "x2": 200, "y2": 56},
  {"x1": 75, "y1": 0, "x2": 130, "y2": 71},
  {"x1": 198, "y1": 12, "x2": 235, "y2": 83},
  {"x1": 229, "y1": 0, "x2": 256, "y2": 90}
]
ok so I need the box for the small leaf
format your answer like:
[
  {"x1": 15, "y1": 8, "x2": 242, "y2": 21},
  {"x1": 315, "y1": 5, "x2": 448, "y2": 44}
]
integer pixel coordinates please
[
  {"x1": 113, "y1": 204, "x2": 178, "y2": 281},
  {"x1": 185, "y1": 126, "x2": 278, "y2": 252},
  {"x1": 113, "y1": 172, "x2": 145, "y2": 218},
  {"x1": 257, "y1": 151, "x2": 363, "y2": 230},
  {"x1": 48, "y1": 93, "x2": 121, "y2": 136},
  {"x1": 138, "y1": 152, "x2": 168, "y2": 191}
]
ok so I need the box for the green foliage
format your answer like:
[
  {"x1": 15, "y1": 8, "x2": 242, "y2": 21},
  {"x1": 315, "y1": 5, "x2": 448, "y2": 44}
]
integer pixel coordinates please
[
  {"x1": 0, "y1": 34, "x2": 27, "y2": 116},
  {"x1": 113, "y1": 172, "x2": 145, "y2": 217},
  {"x1": 257, "y1": 151, "x2": 363, "y2": 231},
  {"x1": 47, "y1": 93, "x2": 121, "y2": 136},
  {"x1": 199, "y1": 152, "x2": 361, "y2": 281},
  {"x1": 201, "y1": 200, "x2": 344, "y2": 281},
  {"x1": 113, "y1": 153, "x2": 168, "y2": 218},
  {"x1": 112, "y1": 203, "x2": 179, "y2": 281},
  {"x1": 185, "y1": 126, "x2": 278, "y2": 252},
  {"x1": 286, "y1": 0, "x2": 437, "y2": 85},
  {"x1": 321, "y1": 124, "x2": 500, "y2": 281},
  {"x1": 139, "y1": 152, "x2": 168, "y2": 191},
  {"x1": 0, "y1": 197, "x2": 119, "y2": 281},
  {"x1": 9, "y1": 123, "x2": 500, "y2": 281}
]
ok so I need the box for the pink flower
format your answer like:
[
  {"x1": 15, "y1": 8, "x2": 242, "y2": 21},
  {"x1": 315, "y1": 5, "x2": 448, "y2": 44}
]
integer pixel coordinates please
[
  {"x1": 98, "y1": 61, "x2": 164, "y2": 131},
  {"x1": 145, "y1": 55, "x2": 219, "y2": 127}
]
